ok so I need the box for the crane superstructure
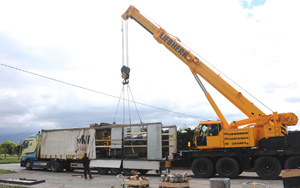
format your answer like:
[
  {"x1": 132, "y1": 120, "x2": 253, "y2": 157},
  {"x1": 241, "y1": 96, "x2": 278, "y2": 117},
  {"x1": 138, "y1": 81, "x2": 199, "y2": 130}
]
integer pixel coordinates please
[
  {"x1": 122, "y1": 5, "x2": 300, "y2": 180},
  {"x1": 122, "y1": 5, "x2": 298, "y2": 149}
]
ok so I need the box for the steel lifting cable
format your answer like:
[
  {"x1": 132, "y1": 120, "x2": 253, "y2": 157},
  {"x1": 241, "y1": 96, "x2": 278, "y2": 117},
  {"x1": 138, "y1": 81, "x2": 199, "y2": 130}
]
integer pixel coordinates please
[
  {"x1": 128, "y1": 84, "x2": 142, "y2": 124},
  {"x1": 124, "y1": 19, "x2": 130, "y2": 124},
  {"x1": 123, "y1": 18, "x2": 129, "y2": 124},
  {"x1": 122, "y1": 19, "x2": 143, "y2": 124},
  {"x1": 127, "y1": 85, "x2": 131, "y2": 124},
  {"x1": 123, "y1": 84, "x2": 125, "y2": 124},
  {"x1": 113, "y1": 85, "x2": 124, "y2": 123},
  {"x1": 118, "y1": 17, "x2": 139, "y2": 124},
  {"x1": 125, "y1": 20, "x2": 129, "y2": 67},
  {"x1": 116, "y1": 18, "x2": 142, "y2": 124},
  {"x1": 114, "y1": 19, "x2": 129, "y2": 124}
]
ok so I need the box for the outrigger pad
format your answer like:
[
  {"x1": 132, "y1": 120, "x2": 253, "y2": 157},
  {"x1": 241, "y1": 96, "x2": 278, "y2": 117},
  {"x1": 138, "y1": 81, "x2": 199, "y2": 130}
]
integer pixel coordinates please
[{"x1": 0, "y1": 178, "x2": 45, "y2": 185}]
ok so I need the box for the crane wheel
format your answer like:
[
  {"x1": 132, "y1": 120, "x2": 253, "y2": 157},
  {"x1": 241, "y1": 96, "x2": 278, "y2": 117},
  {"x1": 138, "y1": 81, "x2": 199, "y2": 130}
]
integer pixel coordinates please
[
  {"x1": 216, "y1": 157, "x2": 240, "y2": 179},
  {"x1": 284, "y1": 155, "x2": 300, "y2": 169},
  {"x1": 255, "y1": 156, "x2": 281, "y2": 180},
  {"x1": 191, "y1": 157, "x2": 214, "y2": 178}
]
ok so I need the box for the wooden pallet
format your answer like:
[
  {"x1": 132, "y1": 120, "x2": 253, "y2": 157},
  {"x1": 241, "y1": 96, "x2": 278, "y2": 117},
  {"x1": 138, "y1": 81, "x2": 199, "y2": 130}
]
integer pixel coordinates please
[
  {"x1": 159, "y1": 182, "x2": 189, "y2": 188},
  {"x1": 124, "y1": 179, "x2": 149, "y2": 187},
  {"x1": 281, "y1": 169, "x2": 300, "y2": 178}
]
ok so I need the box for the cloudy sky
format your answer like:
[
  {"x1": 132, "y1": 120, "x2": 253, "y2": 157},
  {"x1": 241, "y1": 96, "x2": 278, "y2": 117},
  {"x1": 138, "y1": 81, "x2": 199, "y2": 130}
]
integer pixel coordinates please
[{"x1": 0, "y1": 0, "x2": 299, "y2": 135}]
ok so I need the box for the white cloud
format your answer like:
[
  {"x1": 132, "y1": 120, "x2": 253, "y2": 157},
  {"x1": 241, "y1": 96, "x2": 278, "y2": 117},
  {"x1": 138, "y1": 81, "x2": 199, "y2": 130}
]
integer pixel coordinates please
[{"x1": 0, "y1": 0, "x2": 299, "y2": 135}]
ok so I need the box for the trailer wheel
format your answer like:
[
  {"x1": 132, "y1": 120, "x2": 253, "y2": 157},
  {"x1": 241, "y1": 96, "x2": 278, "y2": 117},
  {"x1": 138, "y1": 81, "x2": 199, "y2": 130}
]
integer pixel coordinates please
[
  {"x1": 191, "y1": 157, "x2": 214, "y2": 178},
  {"x1": 284, "y1": 155, "x2": 300, "y2": 169},
  {"x1": 98, "y1": 168, "x2": 109, "y2": 175},
  {"x1": 216, "y1": 157, "x2": 240, "y2": 179},
  {"x1": 110, "y1": 168, "x2": 122, "y2": 175},
  {"x1": 255, "y1": 156, "x2": 281, "y2": 180},
  {"x1": 50, "y1": 160, "x2": 62, "y2": 172},
  {"x1": 25, "y1": 160, "x2": 32, "y2": 170}
]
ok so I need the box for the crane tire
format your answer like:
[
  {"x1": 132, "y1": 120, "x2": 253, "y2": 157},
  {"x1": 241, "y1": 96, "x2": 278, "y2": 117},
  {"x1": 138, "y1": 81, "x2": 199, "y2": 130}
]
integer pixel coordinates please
[
  {"x1": 284, "y1": 155, "x2": 300, "y2": 169},
  {"x1": 191, "y1": 157, "x2": 214, "y2": 178},
  {"x1": 255, "y1": 156, "x2": 281, "y2": 180},
  {"x1": 216, "y1": 157, "x2": 240, "y2": 179}
]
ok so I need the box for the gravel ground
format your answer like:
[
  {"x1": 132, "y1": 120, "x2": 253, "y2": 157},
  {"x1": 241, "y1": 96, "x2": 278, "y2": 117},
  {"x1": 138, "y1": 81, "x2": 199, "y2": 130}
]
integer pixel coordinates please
[{"x1": 0, "y1": 164, "x2": 285, "y2": 188}]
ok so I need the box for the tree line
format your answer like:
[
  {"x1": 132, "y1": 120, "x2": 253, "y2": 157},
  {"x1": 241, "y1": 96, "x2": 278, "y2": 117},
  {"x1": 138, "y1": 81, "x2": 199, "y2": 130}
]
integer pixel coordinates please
[
  {"x1": 177, "y1": 127, "x2": 196, "y2": 150},
  {"x1": 0, "y1": 141, "x2": 21, "y2": 159}
]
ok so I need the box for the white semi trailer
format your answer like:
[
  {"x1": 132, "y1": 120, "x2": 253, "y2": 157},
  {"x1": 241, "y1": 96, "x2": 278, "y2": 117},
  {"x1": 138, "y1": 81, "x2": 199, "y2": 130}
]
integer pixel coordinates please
[{"x1": 20, "y1": 122, "x2": 177, "y2": 175}]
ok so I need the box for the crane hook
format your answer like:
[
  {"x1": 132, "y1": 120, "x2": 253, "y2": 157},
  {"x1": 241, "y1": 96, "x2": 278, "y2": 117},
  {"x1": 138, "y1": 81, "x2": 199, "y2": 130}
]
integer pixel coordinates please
[{"x1": 121, "y1": 65, "x2": 130, "y2": 85}]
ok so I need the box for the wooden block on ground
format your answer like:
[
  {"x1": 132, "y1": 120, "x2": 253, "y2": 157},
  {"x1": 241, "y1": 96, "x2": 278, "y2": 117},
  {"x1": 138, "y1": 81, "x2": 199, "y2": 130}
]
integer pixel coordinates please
[
  {"x1": 159, "y1": 182, "x2": 189, "y2": 188},
  {"x1": 281, "y1": 169, "x2": 300, "y2": 178},
  {"x1": 124, "y1": 179, "x2": 149, "y2": 187}
]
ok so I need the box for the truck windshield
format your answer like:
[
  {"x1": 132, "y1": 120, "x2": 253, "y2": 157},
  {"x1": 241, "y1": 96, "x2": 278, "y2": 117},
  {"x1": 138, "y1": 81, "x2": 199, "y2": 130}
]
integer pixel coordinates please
[{"x1": 22, "y1": 140, "x2": 30, "y2": 150}]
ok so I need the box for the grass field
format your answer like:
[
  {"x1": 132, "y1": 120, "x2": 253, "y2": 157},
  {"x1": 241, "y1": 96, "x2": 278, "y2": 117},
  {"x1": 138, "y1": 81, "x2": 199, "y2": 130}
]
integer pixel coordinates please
[
  {"x1": 0, "y1": 154, "x2": 20, "y2": 164},
  {"x1": 0, "y1": 185, "x2": 25, "y2": 188},
  {"x1": 0, "y1": 169, "x2": 15, "y2": 173}
]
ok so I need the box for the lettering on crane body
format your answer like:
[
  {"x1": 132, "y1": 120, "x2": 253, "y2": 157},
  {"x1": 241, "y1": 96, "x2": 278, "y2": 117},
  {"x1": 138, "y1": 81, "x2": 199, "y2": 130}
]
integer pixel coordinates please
[
  {"x1": 159, "y1": 32, "x2": 189, "y2": 59},
  {"x1": 232, "y1": 142, "x2": 248, "y2": 145},
  {"x1": 227, "y1": 132, "x2": 248, "y2": 136},
  {"x1": 228, "y1": 137, "x2": 249, "y2": 140}
]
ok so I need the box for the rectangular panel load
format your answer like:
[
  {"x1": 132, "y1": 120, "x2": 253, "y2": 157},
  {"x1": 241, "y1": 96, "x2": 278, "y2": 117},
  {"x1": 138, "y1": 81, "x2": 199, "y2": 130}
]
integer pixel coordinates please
[{"x1": 147, "y1": 123, "x2": 162, "y2": 160}]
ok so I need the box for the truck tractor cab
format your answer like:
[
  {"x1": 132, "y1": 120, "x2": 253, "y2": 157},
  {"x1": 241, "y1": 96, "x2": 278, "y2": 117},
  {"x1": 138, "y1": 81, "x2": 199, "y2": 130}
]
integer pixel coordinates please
[
  {"x1": 20, "y1": 134, "x2": 39, "y2": 169},
  {"x1": 194, "y1": 121, "x2": 223, "y2": 149}
]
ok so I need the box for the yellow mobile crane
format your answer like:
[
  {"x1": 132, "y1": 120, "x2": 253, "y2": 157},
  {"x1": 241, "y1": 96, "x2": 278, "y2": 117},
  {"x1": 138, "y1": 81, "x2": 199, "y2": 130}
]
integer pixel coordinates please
[{"x1": 122, "y1": 6, "x2": 299, "y2": 179}]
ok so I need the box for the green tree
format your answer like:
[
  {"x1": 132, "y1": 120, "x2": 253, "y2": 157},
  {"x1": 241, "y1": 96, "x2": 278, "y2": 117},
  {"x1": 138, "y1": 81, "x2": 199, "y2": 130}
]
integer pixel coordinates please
[
  {"x1": 0, "y1": 141, "x2": 17, "y2": 159},
  {"x1": 177, "y1": 127, "x2": 195, "y2": 150},
  {"x1": 13, "y1": 144, "x2": 22, "y2": 159}
]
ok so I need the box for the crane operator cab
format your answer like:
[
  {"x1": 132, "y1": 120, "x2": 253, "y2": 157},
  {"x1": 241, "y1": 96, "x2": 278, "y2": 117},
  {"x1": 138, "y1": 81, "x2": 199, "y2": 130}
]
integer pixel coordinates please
[{"x1": 194, "y1": 121, "x2": 223, "y2": 149}]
